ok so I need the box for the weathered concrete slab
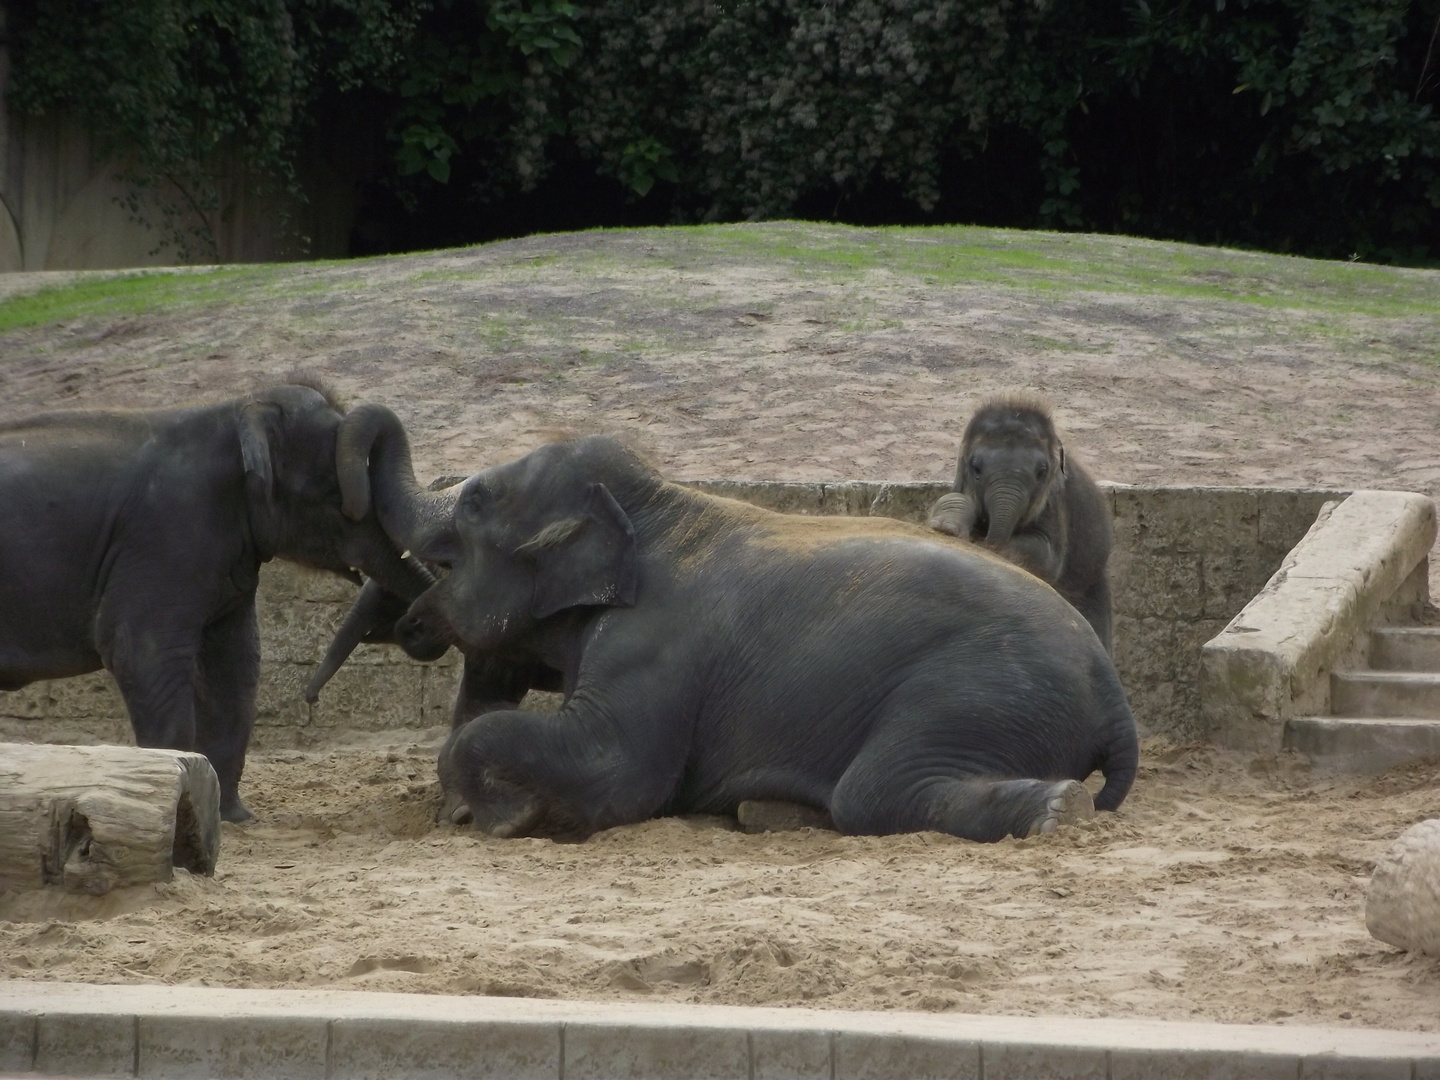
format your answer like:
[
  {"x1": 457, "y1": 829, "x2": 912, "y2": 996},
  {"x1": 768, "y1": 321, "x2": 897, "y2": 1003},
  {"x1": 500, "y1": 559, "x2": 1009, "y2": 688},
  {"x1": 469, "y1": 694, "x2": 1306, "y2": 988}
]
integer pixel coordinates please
[
  {"x1": 1201, "y1": 491, "x2": 1437, "y2": 752},
  {"x1": 1332, "y1": 670, "x2": 1440, "y2": 718},
  {"x1": 1283, "y1": 717, "x2": 1440, "y2": 774},
  {"x1": 1370, "y1": 626, "x2": 1440, "y2": 671},
  {"x1": 0, "y1": 982, "x2": 1437, "y2": 1080}
]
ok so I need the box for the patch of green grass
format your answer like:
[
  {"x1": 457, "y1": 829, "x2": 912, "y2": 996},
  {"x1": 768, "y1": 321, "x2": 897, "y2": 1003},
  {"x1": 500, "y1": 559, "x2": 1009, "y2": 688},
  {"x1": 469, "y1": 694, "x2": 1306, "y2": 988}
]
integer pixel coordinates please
[
  {"x1": 689, "y1": 222, "x2": 1440, "y2": 318},
  {"x1": 0, "y1": 267, "x2": 276, "y2": 332}
]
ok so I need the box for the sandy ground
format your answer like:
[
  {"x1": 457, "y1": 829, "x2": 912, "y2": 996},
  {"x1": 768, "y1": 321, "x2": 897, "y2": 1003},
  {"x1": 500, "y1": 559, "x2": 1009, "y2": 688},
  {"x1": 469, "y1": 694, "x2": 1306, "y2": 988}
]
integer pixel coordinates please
[
  {"x1": 3, "y1": 735, "x2": 1438, "y2": 1031},
  {"x1": 2, "y1": 224, "x2": 1440, "y2": 1029}
]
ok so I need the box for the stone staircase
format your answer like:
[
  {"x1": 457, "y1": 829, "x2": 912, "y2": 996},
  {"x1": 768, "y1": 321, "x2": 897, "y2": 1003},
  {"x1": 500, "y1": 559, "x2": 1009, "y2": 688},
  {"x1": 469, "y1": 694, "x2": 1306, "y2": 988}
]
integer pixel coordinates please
[
  {"x1": 1203, "y1": 490, "x2": 1440, "y2": 771},
  {"x1": 1285, "y1": 626, "x2": 1440, "y2": 773}
]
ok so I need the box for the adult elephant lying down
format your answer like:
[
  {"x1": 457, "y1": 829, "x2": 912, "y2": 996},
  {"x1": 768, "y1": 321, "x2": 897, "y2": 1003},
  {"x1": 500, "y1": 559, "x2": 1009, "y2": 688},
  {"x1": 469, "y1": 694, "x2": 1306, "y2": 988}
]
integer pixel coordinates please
[{"x1": 358, "y1": 418, "x2": 1139, "y2": 842}]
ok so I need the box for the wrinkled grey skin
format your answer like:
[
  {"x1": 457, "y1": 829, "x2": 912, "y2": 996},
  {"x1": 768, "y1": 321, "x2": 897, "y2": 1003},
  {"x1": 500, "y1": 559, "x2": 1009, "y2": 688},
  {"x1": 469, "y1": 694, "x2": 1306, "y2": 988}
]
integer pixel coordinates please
[
  {"x1": 929, "y1": 400, "x2": 1113, "y2": 654},
  {"x1": 310, "y1": 573, "x2": 563, "y2": 826},
  {"x1": 0, "y1": 384, "x2": 432, "y2": 822},
  {"x1": 307, "y1": 414, "x2": 563, "y2": 824},
  {"x1": 304, "y1": 571, "x2": 443, "y2": 704},
  {"x1": 360, "y1": 422, "x2": 1138, "y2": 843}
]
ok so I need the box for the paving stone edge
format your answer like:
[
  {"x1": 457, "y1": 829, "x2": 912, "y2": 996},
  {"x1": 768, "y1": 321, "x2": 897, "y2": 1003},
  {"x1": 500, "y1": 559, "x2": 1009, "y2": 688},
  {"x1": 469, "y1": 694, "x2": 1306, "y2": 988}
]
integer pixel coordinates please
[{"x1": 0, "y1": 982, "x2": 1436, "y2": 1079}]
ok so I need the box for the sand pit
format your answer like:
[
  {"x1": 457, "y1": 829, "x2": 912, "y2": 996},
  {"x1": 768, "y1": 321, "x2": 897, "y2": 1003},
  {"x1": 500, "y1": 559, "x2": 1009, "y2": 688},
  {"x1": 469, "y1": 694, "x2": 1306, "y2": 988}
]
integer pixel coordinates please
[
  {"x1": 2, "y1": 225, "x2": 1440, "y2": 1032},
  {"x1": 2, "y1": 728, "x2": 1438, "y2": 1032}
]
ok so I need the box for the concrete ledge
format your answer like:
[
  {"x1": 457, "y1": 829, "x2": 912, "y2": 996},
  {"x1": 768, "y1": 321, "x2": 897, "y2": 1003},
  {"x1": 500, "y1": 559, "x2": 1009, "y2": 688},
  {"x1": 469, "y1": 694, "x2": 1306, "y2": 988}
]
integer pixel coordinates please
[
  {"x1": 1284, "y1": 716, "x2": 1440, "y2": 775},
  {"x1": 1, "y1": 982, "x2": 1437, "y2": 1080},
  {"x1": 1201, "y1": 490, "x2": 1437, "y2": 752}
]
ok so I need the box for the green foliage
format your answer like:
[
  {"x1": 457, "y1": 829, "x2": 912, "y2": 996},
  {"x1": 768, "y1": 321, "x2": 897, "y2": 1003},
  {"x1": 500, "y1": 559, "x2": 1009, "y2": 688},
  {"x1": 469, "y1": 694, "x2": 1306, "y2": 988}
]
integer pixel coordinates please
[
  {"x1": 5, "y1": 0, "x2": 1439, "y2": 261},
  {"x1": 617, "y1": 137, "x2": 677, "y2": 196},
  {"x1": 490, "y1": 0, "x2": 582, "y2": 66}
]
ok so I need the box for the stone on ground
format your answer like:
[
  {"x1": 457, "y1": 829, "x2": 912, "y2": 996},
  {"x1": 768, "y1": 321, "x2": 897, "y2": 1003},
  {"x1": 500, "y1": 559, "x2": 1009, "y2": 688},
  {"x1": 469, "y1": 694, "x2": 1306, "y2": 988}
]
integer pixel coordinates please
[{"x1": 1366, "y1": 818, "x2": 1440, "y2": 956}]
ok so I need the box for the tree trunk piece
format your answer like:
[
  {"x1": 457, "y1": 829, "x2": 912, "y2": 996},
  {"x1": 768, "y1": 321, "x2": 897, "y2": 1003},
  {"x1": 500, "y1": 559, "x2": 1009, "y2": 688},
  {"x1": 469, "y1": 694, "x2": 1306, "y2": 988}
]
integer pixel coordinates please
[
  {"x1": 0, "y1": 743, "x2": 221, "y2": 894},
  {"x1": 1367, "y1": 818, "x2": 1440, "y2": 957}
]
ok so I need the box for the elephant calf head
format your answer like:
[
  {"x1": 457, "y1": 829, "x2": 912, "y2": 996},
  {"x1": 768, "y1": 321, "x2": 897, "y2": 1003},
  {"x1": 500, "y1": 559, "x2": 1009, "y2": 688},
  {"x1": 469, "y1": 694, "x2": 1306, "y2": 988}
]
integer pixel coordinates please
[
  {"x1": 952, "y1": 394, "x2": 1066, "y2": 546},
  {"x1": 237, "y1": 382, "x2": 434, "y2": 604}
]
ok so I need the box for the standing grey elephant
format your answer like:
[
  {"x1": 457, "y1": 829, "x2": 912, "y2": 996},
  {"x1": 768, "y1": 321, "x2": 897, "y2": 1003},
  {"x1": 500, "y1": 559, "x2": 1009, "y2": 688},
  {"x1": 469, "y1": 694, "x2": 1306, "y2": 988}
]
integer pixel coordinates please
[
  {"x1": 0, "y1": 382, "x2": 433, "y2": 821},
  {"x1": 341, "y1": 412, "x2": 1138, "y2": 843},
  {"x1": 929, "y1": 396, "x2": 1113, "y2": 654}
]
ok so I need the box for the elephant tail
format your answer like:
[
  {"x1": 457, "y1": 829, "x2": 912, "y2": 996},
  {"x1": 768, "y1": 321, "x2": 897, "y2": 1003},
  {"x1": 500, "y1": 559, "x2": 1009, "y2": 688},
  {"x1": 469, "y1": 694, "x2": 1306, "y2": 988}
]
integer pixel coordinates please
[{"x1": 1092, "y1": 697, "x2": 1140, "y2": 813}]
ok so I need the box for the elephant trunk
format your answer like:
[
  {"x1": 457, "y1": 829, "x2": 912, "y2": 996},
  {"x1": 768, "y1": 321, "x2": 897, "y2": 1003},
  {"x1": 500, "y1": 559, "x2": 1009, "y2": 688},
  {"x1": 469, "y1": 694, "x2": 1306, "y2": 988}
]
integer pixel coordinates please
[
  {"x1": 336, "y1": 403, "x2": 460, "y2": 559},
  {"x1": 306, "y1": 580, "x2": 400, "y2": 703},
  {"x1": 929, "y1": 492, "x2": 979, "y2": 538},
  {"x1": 982, "y1": 482, "x2": 1030, "y2": 545}
]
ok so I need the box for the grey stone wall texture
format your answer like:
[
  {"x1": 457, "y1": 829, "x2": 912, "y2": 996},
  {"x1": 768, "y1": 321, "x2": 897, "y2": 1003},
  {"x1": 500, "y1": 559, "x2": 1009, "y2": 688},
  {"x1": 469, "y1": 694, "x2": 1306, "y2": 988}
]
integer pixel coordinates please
[{"x1": 0, "y1": 481, "x2": 1343, "y2": 749}]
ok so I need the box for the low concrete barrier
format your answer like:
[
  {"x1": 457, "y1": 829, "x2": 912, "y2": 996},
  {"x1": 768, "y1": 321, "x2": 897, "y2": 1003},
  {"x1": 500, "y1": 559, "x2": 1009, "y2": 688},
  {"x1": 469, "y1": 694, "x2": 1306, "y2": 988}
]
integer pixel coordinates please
[
  {"x1": 1200, "y1": 491, "x2": 1436, "y2": 752},
  {"x1": 1, "y1": 981, "x2": 1436, "y2": 1080},
  {"x1": 0, "y1": 481, "x2": 1344, "y2": 748}
]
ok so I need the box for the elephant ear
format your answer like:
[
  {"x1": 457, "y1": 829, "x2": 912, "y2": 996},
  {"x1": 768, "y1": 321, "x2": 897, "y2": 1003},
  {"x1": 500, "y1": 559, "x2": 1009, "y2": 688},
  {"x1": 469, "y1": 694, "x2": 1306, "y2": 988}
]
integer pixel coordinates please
[
  {"x1": 238, "y1": 400, "x2": 281, "y2": 551},
  {"x1": 518, "y1": 483, "x2": 637, "y2": 620}
]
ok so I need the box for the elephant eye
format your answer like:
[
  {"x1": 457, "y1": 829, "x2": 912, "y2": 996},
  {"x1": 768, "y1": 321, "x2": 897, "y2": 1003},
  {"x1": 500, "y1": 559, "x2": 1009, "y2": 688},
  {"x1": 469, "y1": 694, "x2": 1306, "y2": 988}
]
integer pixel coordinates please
[
  {"x1": 1037, "y1": 462, "x2": 1049, "y2": 479},
  {"x1": 970, "y1": 457, "x2": 982, "y2": 476},
  {"x1": 463, "y1": 489, "x2": 486, "y2": 517}
]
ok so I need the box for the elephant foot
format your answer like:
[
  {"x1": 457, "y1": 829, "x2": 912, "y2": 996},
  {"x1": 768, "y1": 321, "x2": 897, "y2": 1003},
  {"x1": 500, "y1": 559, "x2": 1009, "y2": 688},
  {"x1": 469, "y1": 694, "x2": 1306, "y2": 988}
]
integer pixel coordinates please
[
  {"x1": 438, "y1": 789, "x2": 474, "y2": 826},
  {"x1": 1027, "y1": 780, "x2": 1094, "y2": 837},
  {"x1": 220, "y1": 797, "x2": 254, "y2": 824}
]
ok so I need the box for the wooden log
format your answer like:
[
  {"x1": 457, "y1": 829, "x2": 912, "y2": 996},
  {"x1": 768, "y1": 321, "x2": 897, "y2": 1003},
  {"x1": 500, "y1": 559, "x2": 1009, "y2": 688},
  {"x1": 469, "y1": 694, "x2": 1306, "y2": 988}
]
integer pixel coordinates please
[
  {"x1": 1367, "y1": 818, "x2": 1440, "y2": 957},
  {"x1": 0, "y1": 743, "x2": 221, "y2": 894}
]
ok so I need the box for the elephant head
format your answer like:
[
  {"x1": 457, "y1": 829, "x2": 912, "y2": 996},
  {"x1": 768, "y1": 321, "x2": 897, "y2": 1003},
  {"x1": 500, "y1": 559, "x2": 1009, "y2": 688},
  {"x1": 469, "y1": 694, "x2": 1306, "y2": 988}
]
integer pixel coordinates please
[
  {"x1": 236, "y1": 383, "x2": 434, "y2": 602},
  {"x1": 357, "y1": 427, "x2": 647, "y2": 653},
  {"x1": 953, "y1": 396, "x2": 1065, "y2": 546}
]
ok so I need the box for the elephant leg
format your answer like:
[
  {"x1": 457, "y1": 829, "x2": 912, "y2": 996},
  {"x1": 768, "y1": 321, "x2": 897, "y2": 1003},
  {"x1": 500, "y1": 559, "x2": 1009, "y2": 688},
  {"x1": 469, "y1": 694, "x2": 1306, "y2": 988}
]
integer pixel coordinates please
[
  {"x1": 103, "y1": 621, "x2": 201, "y2": 757},
  {"x1": 451, "y1": 652, "x2": 542, "y2": 728},
  {"x1": 828, "y1": 741, "x2": 1095, "y2": 843},
  {"x1": 1075, "y1": 577, "x2": 1113, "y2": 656},
  {"x1": 195, "y1": 603, "x2": 261, "y2": 823},
  {"x1": 436, "y1": 652, "x2": 547, "y2": 825},
  {"x1": 997, "y1": 530, "x2": 1064, "y2": 582}
]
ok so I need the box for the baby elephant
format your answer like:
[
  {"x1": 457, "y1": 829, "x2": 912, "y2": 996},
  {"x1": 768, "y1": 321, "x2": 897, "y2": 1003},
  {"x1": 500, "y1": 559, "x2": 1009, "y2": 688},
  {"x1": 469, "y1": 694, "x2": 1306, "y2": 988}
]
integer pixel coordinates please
[{"x1": 929, "y1": 396, "x2": 1113, "y2": 653}]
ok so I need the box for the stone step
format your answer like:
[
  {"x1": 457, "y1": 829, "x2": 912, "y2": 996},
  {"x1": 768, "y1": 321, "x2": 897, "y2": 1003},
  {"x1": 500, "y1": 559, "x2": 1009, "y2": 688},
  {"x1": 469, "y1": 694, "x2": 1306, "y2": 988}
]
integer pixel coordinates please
[
  {"x1": 1331, "y1": 670, "x2": 1440, "y2": 718},
  {"x1": 1370, "y1": 626, "x2": 1440, "y2": 671},
  {"x1": 1284, "y1": 717, "x2": 1440, "y2": 774}
]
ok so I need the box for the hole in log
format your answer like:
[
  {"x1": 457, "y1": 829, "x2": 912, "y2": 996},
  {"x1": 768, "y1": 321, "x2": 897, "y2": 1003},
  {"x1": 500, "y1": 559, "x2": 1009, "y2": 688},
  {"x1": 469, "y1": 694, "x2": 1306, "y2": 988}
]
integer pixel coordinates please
[
  {"x1": 43, "y1": 808, "x2": 92, "y2": 886},
  {"x1": 171, "y1": 791, "x2": 209, "y2": 874}
]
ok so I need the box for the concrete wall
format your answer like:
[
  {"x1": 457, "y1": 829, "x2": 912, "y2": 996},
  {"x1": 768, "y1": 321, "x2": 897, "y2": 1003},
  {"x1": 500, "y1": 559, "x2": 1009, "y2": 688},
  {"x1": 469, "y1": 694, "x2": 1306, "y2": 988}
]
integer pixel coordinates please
[
  {"x1": 0, "y1": 481, "x2": 1343, "y2": 749},
  {"x1": 0, "y1": 15, "x2": 363, "y2": 271}
]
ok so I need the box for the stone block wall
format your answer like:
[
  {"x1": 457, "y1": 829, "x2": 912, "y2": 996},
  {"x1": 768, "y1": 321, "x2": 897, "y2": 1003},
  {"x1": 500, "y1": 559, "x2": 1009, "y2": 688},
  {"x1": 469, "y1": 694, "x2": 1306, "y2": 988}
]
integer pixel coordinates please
[
  {"x1": 692, "y1": 481, "x2": 1343, "y2": 741},
  {"x1": 0, "y1": 481, "x2": 1344, "y2": 749}
]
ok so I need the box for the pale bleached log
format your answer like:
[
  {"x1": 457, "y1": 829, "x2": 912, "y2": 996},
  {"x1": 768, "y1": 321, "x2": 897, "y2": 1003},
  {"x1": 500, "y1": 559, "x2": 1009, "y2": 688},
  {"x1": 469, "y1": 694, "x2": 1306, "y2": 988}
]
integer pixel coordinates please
[
  {"x1": 0, "y1": 743, "x2": 221, "y2": 894},
  {"x1": 1366, "y1": 818, "x2": 1440, "y2": 957}
]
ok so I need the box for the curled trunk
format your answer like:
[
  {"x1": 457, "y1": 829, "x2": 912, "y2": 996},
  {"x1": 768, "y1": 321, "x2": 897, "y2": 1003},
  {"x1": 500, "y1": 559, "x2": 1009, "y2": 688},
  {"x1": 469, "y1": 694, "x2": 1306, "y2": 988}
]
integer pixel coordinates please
[
  {"x1": 335, "y1": 403, "x2": 461, "y2": 558},
  {"x1": 929, "y1": 492, "x2": 979, "y2": 538}
]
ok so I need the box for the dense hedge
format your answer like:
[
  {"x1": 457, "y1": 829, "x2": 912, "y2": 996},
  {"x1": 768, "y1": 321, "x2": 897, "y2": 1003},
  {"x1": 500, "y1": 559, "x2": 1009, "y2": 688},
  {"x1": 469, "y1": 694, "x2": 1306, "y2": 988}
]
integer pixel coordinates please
[{"x1": 6, "y1": 0, "x2": 1439, "y2": 262}]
